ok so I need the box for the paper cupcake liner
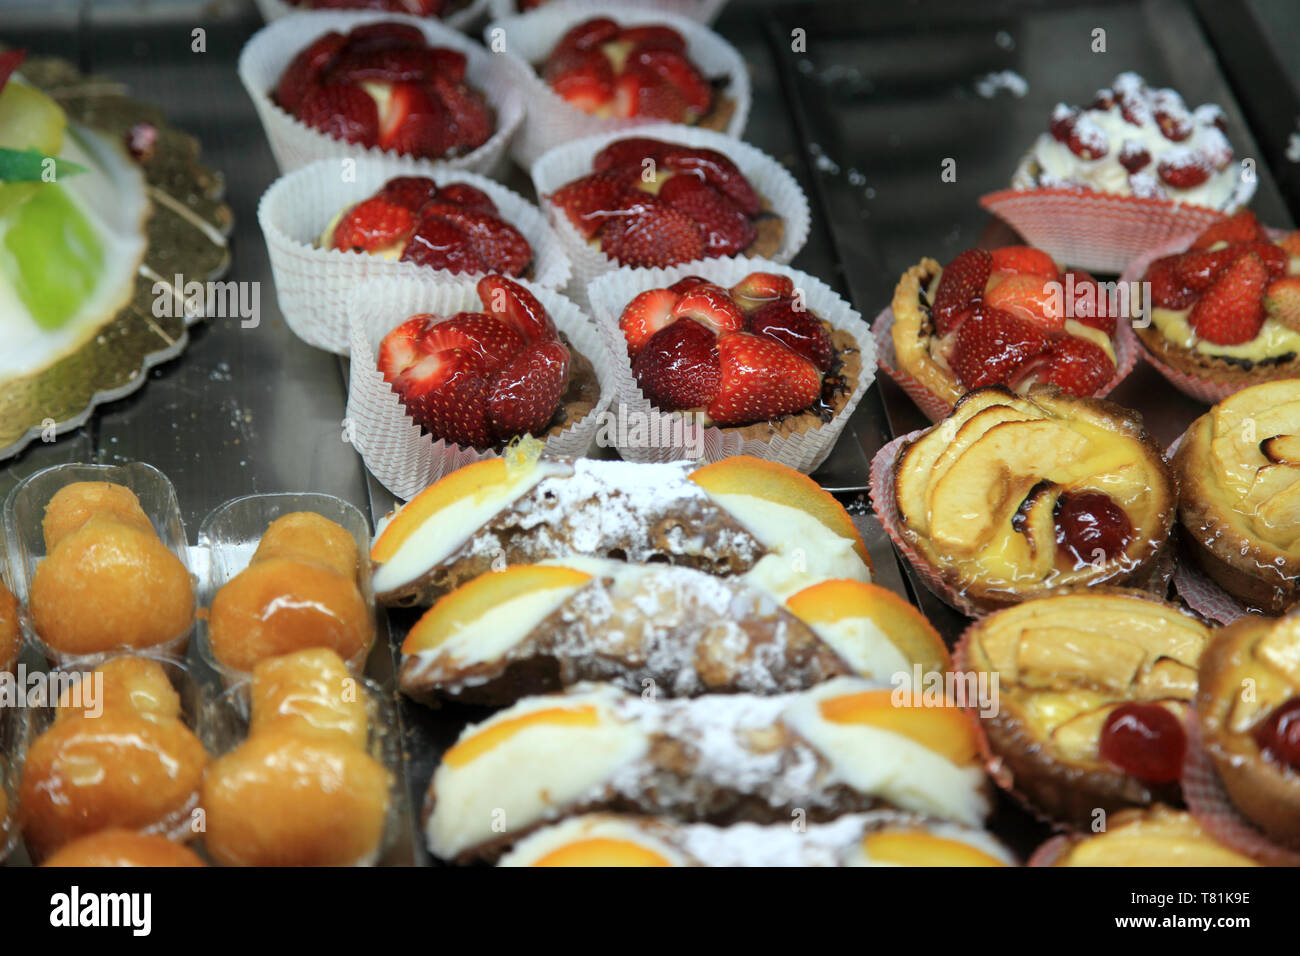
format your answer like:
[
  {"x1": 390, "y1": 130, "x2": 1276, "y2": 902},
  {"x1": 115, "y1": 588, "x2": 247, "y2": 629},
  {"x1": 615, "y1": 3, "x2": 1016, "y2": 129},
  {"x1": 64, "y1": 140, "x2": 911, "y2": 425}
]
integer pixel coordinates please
[
  {"x1": 487, "y1": 0, "x2": 730, "y2": 24},
  {"x1": 346, "y1": 274, "x2": 617, "y2": 499},
  {"x1": 871, "y1": 304, "x2": 1140, "y2": 424},
  {"x1": 532, "y1": 122, "x2": 810, "y2": 312},
  {"x1": 485, "y1": 1, "x2": 750, "y2": 168},
  {"x1": 254, "y1": 0, "x2": 491, "y2": 31},
  {"x1": 1182, "y1": 710, "x2": 1300, "y2": 866},
  {"x1": 259, "y1": 156, "x2": 570, "y2": 354},
  {"x1": 238, "y1": 10, "x2": 523, "y2": 176},
  {"x1": 585, "y1": 257, "x2": 875, "y2": 473}
]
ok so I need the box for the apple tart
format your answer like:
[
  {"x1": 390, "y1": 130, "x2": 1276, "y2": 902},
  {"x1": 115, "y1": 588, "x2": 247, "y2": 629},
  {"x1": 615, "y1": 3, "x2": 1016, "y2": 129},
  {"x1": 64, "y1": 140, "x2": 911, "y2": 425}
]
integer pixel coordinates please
[
  {"x1": 498, "y1": 811, "x2": 1015, "y2": 867},
  {"x1": 959, "y1": 589, "x2": 1210, "y2": 827},
  {"x1": 890, "y1": 384, "x2": 1176, "y2": 611},
  {"x1": 424, "y1": 678, "x2": 990, "y2": 861},
  {"x1": 1174, "y1": 379, "x2": 1300, "y2": 613},
  {"x1": 1196, "y1": 613, "x2": 1300, "y2": 849},
  {"x1": 399, "y1": 568, "x2": 947, "y2": 706},
  {"x1": 1032, "y1": 805, "x2": 1258, "y2": 867}
]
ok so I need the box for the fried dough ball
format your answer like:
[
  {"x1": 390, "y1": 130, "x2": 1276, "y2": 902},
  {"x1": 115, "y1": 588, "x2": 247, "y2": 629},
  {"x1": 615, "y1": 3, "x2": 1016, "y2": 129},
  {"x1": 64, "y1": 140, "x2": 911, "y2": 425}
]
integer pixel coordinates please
[
  {"x1": 29, "y1": 515, "x2": 195, "y2": 656},
  {"x1": 0, "y1": 581, "x2": 19, "y2": 675},
  {"x1": 201, "y1": 731, "x2": 390, "y2": 866},
  {"x1": 207, "y1": 558, "x2": 372, "y2": 673},
  {"x1": 252, "y1": 512, "x2": 360, "y2": 581},
  {"x1": 42, "y1": 481, "x2": 154, "y2": 549},
  {"x1": 42, "y1": 829, "x2": 205, "y2": 867},
  {"x1": 56, "y1": 656, "x2": 182, "y2": 724},
  {"x1": 250, "y1": 648, "x2": 368, "y2": 749}
]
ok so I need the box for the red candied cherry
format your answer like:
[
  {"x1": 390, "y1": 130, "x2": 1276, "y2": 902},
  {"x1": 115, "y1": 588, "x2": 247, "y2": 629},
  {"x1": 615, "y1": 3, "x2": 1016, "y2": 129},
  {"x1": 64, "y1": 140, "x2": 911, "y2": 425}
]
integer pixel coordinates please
[
  {"x1": 1054, "y1": 491, "x2": 1133, "y2": 568},
  {"x1": 1254, "y1": 697, "x2": 1300, "y2": 772},
  {"x1": 1099, "y1": 702, "x2": 1187, "y2": 783}
]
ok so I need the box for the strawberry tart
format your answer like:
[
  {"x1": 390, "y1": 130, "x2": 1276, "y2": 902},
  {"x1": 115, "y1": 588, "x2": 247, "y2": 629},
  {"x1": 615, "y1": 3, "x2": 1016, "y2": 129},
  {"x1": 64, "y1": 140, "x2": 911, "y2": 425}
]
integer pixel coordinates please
[
  {"x1": 376, "y1": 276, "x2": 599, "y2": 448},
  {"x1": 1135, "y1": 210, "x2": 1300, "y2": 393},
  {"x1": 888, "y1": 244, "x2": 1128, "y2": 413},
  {"x1": 272, "y1": 21, "x2": 494, "y2": 160},
  {"x1": 548, "y1": 136, "x2": 782, "y2": 269}
]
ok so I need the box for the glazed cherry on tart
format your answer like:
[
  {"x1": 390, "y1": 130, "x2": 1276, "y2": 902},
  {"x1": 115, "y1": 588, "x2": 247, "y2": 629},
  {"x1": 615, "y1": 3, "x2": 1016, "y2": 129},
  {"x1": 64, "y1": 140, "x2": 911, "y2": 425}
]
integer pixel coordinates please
[
  {"x1": 890, "y1": 244, "x2": 1121, "y2": 409},
  {"x1": 377, "y1": 275, "x2": 599, "y2": 448},
  {"x1": 1196, "y1": 612, "x2": 1300, "y2": 849},
  {"x1": 548, "y1": 137, "x2": 780, "y2": 268},
  {"x1": 541, "y1": 18, "x2": 722, "y2": 125},
  {"x1": 1138, "y1": 209, "x2": 1300, "y2": 388},
  {"x1": 319, "y1": 175, "x2": 532, "y2": 276},
  {"x1": 961, "y1": 589, "x2": 1209, "y2": 827},
  {"x1": 274, "y1": 21, "x2": 493, "y2": 159},
  {"x1": 617, "y1": 271, "x2": 858, "y2": 430}
]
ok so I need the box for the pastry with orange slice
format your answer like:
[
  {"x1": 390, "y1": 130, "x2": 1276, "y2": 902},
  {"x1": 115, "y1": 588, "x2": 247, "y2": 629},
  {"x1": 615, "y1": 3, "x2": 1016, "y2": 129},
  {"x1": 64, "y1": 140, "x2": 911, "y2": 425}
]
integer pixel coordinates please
[
  {"x1": 498, "y1": 811, "x2": 1015, "y2": 867},
  {"x1": 399, "y1": 565, "x2": 932, "y2": 706},
  {"x1": 1032, "y1": 805, "x2": 1257, "y2": 867},
  {"x1": 423, "y1": 678, "x2": 990, "y2": 862},
  {"x1": 958, "y1": 589, "x2": 1209, "y2": 828},
  {"x1": 371, "y1": 448, "x2": 870, "y2": 606}
]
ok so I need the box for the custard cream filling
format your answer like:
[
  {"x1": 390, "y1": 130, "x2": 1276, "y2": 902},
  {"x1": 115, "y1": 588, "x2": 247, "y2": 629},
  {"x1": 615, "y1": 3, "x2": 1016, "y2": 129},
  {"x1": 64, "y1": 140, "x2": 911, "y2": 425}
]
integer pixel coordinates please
[{"x1": 1151, "y1": 307, "x2": 1300, "y2": 362}]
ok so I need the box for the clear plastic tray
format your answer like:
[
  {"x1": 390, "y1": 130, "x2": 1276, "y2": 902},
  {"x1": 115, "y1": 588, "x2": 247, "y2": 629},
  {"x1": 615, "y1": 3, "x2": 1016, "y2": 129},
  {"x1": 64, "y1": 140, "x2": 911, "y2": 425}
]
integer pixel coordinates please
[{"x1": 1, "y1": 461, "x2": 195, "y2": 668}]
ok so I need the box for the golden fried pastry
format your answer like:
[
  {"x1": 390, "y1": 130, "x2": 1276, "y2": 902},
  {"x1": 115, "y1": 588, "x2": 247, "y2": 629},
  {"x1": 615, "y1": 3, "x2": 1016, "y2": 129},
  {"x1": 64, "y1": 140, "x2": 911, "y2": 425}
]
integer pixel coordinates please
[
  {"x1": 29, "y1": 514, "x2": 194, "y2": 657},
  {"x1": 201, "y1": 731, "x2": 390, "y2": 867},
  {"x1": 0, "y1": 580, "x2": 19, "y2": 675},
  {"x1": 252, "y1": 511, "x2": 360, "y2": 580},
  {"x1": 1196, "y1": 613, "x2": 1300, "y2": 848},
  {"x1": 1175, "y1": 379, "x2": 1300, "y2": 613},
  {"x1": 962, "y1": 589, "x2": 1209, "y2": 827},
  {"x1": 55, "y1": 655, "x2": 182, "y2": 724},
  {"x1": 1036, "y1": 806, "x2": 1257, "y2": 867},
  {"x1": 42, "y1": 829, "x2": 205, "y2": 867},
  {"x1": 892, "y1": 384, "x2": 1175, "y2": 611},
  {"x1": 249, "y1": 648, "x2": 368, "y2": 749},
  {"x1": 207, "y1": 558, "x2": 373, "y2": 673},
  {"x1": 42, "y1": 481, "x2": 154, "y2": 549}
]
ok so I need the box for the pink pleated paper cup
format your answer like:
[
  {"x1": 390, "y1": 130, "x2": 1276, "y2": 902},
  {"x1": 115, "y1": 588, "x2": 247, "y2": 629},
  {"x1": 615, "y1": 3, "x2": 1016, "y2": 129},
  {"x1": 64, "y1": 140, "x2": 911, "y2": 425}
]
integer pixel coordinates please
[
  {"x1": 258, "y1": 155, "x2": 570, "y2": 354},
  {"x1": 872, "y1": 304, "x2": 1140, "y2": 424},
  {"x1": 238, "y1": 10, "x2": 523, "y2": 176},
  {"x1": 586, "y1": 256, "x2": 874, "y2": 474},
  {"x1": 254, "y1": 0, "x2": 491, "y2": 32},
  {"x1": 533, "y1": 122, "x2": 809, "y2": 312},
  {"x1": 485, "y1": 1, "x2": 750, "y2": 168},
  {"x1": 1182, "y1": 712, "x2": 1300, "y2": 866},
  {"x1": 487, "y1": 0, "x2": 731, "y2": 24},
  {"x1": 345, "y1": 275, "x2": 616, "y2": 500}
]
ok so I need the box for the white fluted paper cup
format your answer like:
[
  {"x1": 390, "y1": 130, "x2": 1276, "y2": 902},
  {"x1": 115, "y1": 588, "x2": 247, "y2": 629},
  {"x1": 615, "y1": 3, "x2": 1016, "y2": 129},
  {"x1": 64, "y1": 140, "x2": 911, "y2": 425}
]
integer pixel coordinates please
[
  {"x1": 532, "y1": 122, "x2": 809, "y2": 311},
  {"x1": 259, "y1": 155, "x2": 570, "y2": 354},
  {"x1": 254, "y1": 0, "x2": 491, "y2": 32},
  {"x1": 484, "y1": 0, "x2": 750, "y2": 168},
  {"x1": 488, "y1": 0, "x2": 730, "y2": 24},
  {"x1": 585, "y1": 256, "x2": 874, "y2": 474},
  {"x1": 346, "y1": 275, "x2": 617, "y2": 499},
  {"x1": 238, "y1": 10, "x2": 523, "y2": 175}
]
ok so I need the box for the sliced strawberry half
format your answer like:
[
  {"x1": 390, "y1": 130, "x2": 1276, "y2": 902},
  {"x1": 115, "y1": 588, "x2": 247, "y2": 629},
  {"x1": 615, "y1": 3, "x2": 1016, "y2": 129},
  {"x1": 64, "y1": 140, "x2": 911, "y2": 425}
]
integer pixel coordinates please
[
  {"x1": 400, "y1": 216, "x2": 488, "y2": 273},
  {"x1": 550, "y1": 170, "x2": 633, "y2": 239},
  {"x1": 478, "y1": 275, "x2": 556, "y2": 343},
  {"x1": 706, "y1": 333, "x2": 821, "y2": 426},
  {"x1": 949, "y1": 303, "x2": 1048, "y2": 390},
  {"x1": 984, "y1": 274, "x2": 1065, "y2": 331},
  {"x1": 487, "y1": 340, "x2": 571, "y2": 440},
  {"x1": 1144, "y1": 254, "x2": 1197, "y2": 309},
  {"x1": 276, "y1": 32, "x2": 345, "y2": 114},
  {"x1": 1190, "y1": 209, "x2": 1267, "y2": 249},
  {"x1": 296, "y1": 83, "x2": 380, "y2": 147},
  {"x1": 435, "y1": 182, "x2": 499, "y2": 216},
  {"x1": 672, "y1": 284, "x2": 745, "y2": 335},
  {"x1": 659, "y1": 146, "x2": 761, "y2": 218},
  {"x1": 627, "y1": 47, "x2": 711, "y2": 117},
  {"x1": 544, "y1": 46, "x2": 616, "y2": 114},
  {"x1": 989, "y1": 245, "x2": 1057, "y2": 279},
  {"x1": 1189, "y1": 252, "x2": 1268, "y2": 345},
  {"x1": 328, "y1": 46, "x2": 466, "y2": 85},
  {"x1": 422, "y1": 312, "x2": 523, "y2": 373},
  {"x1": 394, "y1": 348, "x2": 493, "y2": 448},
  {"x1": 620, "y1": 25, "x2": 687, "y2": 52},
  {"x1": 658, "y1": 174, "x2": 756, "y2": 257},
  {"x1": 377, "y1": 176, "x2": 439, "y2": 211},
  {"x1": 614, "y1": 65, "x2": 689, "y2": 121},
  {"x1": 669, "y1": 275, "x2": 713, "y2": 295},
  {"x1": 1174, "y1": 246, "x2": 1238, "y2": 291},
  {"x1": 345, "y1": 22, "x2": 427, "y2": 52},
  {"x1": 377, "y1": 314, "x2": 434, "y2": 383},
  {"x1": 332, "y1": 198, "x2": 416, "y2": 253},
  {"x1": 1040, "y1": 335, "x2": 1115, "y2": 397},
  {"x1": 421, "y1": 203, "x2": 532, "y2": 276},
  {"x1": 378, "y1": 82, "x2": 453, "y2": 157},
  {"x1": 746, "y1": 299, "x2": 834, "y2": 372},
  {"x1": 430, "y1": 74, "x2": 495, "y2": 153},
  {"x1": 620, "y1": 288, "x2": 682, "y2": 355},
  {"x1": 632, "y1": 317, "x2": 721, "y2": 411},
  {"x1": 932, "y1": 248, "x2": 992, "y2": 336},
  {"x1": 1062, "y1": 270, "x2": 1117, "y2": 336},
  {"x1": 591, "y1": 137, "x2": 670, "y2": 174},
  {"x1": 597, "y1": 195, "x2": 705, "y2": 268},
  {"x1": 554, "y1": 17, "x2": 621, "y2": 55},
  {"x1": 731, "y1": 272, "x2": 795, "y2": 310}
]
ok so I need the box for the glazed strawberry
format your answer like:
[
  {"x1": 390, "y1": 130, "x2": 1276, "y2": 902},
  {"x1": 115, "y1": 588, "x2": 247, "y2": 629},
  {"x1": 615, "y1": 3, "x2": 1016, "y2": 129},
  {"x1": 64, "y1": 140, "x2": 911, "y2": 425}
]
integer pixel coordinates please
[
  {"x1": 1040, "y1": 335, "x2": 1115, "y2": 397},
  {"x1": 620, "y1": 25, "x2": 687, "y2": 52},
  {"x1": 932, "y1": 248, "x2": 992, "y2": 336},
  {"x1": 544, "y1": 48, "x2": 615, "y2": 113},
  {"x1": 435, "y1": 182, "x2": 498, "y2": 216},
  {"x1": 1190, "y1": 209, "x2": 1266, "y2": 249},
  {"x1": 394, "y1": 349, "x2": 493, "y2": 448},
  {"x1": 1157, "y1": 151, "x2": 1211, "y2": 189},
  {"x1": 672, "y1": 284, "x2": 745, "y2": 335},
  {"x1": 659, "y1": 146, "x2": 761, "y2": 217},
  {"x1": 983, "y1": 274, "x2": 1064, "y2": 331},
  {"x1": 377, "y1": 176, "x2": 439, "y2": 211},
  {"x1": 1189, "y1": 252, "x2": 1268, "y2": 345},
  {"x1": 597, "y1": 196, "x2": 705, "y2": 268},
  {"x1": 1174, "y1": 246, "x2": 1238, "y2": 291},
  {"x1": 989, "y1": 245, "x2": 1057, "y2": 279},
  {"x1": 487, "y1": 340, "x2": 571, "y2": 439},
  {"x1": 619, "y1": 289, "x2": 681, "y2": 355},
  {"x1": 1264, "y1": 276, "x2": 1300, "y2": 332},
  {"x1": 1062, "y1": 270, "x2": 1117, "y2": 336},
  {"x1": 628, "y1": 47, "x2": 712, "y2": 116},
  {"x1": 731, "y1": 272, "x2": 795, "y2": 310},
  {"x1": 345, "y1": 22, "x2": 427, "y2": 52},
  {"x1": 615, "y1": 66, "x2": 689, "y2": 121},
  {"x1": 1144, "y1": 254, "x2": 1197, "y2": 309},
  {"x1": 669, "y1": 275, "x2": 712, "y2": 294},
  {"x1": 550, "y1": 171, "x2": 632, "y2": 239},
  {"x1": 554, "y1": 17, "x2": 621, "y2": 54},
  {"x1": 422, "y1": 312, "x2": 522, "y2": 373},
  {"x1": 658, "y1": 174, "x2": 756, "y2": 257},
  {"x1": 276, "y1": 32, "x2": 345, "y2": 114},
  {"x1": 296, "y1": 84, "x2": 379, "y2": 147},
  {"x1": 1239, "y1": 239, "x2": 1288, "y2": 279},
  {"x1": 592, "y1": 137, "x2": 670, "y2": 173},
  {"x1": 378, "y1": 83, "x2": 451, "y2": 156},
  {"x1": 632, "y1": 318, "x2": 721, "y2": 411},
  {"x1": 478, "y1": 275, "x2": 556, "y2": 343},
  {"x1": 331, "y1": 198, "x2": 416, "y2": 253},
  {"x1": 421, "y1": 204, "x2": 532, "y2": 275},
  {"x1": 329, "y1": 46, "x2": 466, "y2": 85},
  {"x1": 949, "y1": 304, "x2": 1048, "y2": 389},
  {"x1": 401, "y1": 216, "x2": 488, "y2": 273},
  {"x1": 378, "y1": 315, "x2": 432, "y2": 382},
  {"x1": 706, "y1": 333, "x2": 821, "y2": 426},
  {"x1": 746, "y1": 300, "x2": 834, "y2": 372},
  {"x1": 431, "y1": 74, "x2": 495, "y2": 153}
]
